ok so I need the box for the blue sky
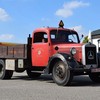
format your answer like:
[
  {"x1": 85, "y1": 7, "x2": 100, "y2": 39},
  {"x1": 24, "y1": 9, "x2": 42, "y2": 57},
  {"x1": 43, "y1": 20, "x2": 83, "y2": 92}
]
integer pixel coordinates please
[{"x1": 0, "y1": 0, "x2": 100, "y2": 43}]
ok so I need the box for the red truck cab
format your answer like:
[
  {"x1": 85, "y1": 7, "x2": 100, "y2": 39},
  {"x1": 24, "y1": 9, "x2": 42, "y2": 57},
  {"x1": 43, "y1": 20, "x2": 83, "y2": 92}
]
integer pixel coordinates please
[{"x1": 31, "y1": 27, "x2": 80, "y2": 67}]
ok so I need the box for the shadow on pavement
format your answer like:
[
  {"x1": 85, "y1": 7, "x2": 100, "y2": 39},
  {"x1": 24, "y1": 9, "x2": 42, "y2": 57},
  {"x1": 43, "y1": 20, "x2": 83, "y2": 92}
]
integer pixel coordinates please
[
  {"x1": 71, "y1": 76, "x2": 100, "y2": 87},
  {"x1": 11, "y1": 74, "x2": 100, "y2": 87}
]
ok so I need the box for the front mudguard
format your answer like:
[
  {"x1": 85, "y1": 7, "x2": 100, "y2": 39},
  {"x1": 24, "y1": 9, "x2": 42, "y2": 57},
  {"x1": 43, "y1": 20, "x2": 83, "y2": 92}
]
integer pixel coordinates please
[{"x1": 47, "y1": 53, "x2": 79, "y2": 73}]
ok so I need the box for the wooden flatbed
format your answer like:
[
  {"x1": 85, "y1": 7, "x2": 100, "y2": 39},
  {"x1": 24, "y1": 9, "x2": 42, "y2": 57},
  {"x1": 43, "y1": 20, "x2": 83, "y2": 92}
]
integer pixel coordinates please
[{"x1": 0, "y1": 44, "x2": 27, "y2": 59}]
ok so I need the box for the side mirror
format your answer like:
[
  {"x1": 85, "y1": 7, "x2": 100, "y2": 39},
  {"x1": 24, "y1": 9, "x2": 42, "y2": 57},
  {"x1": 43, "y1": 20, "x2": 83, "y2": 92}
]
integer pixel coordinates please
[
  {"x1": 82, "y1": 34, "x2": 84, "y2": 38},
  {"x1": 80, "y1": 34, "x2": 84, "y2": 42}
]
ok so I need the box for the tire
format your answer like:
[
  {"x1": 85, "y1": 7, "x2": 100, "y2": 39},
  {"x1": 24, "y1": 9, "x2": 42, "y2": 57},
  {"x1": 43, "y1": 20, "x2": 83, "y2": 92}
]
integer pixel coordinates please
[
  {"x1": 0, "y1": 60, "x2": 13, "y2": 79},
  {"x1": 26, "y1": 69, "x2": 41, "y2": 78},
  {"x1": 52, "y1": 61, "x2": 73, "y2": 86},
  {"x1": 89, "y1": 73, "x2": 100, "y2": 83}
]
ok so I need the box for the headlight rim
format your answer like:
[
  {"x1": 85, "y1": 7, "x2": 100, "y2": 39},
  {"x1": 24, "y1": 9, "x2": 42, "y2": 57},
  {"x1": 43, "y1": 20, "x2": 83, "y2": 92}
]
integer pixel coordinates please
[{"x1": 70, "y1": 47, "x2": 76, "y2": 55}]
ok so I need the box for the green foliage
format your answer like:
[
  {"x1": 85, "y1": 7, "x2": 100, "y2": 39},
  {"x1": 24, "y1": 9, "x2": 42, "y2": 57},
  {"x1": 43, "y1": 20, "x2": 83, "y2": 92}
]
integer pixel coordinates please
[{"x1": 82, "y1": 36, "x2": 89, "y2": 43}]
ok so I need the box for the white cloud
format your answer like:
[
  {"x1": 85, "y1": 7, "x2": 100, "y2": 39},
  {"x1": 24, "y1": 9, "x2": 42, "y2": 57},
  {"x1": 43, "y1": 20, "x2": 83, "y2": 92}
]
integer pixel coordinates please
[
  {"x1": 55, "y1": 1, "x2": 90, "y2": 18},
  {"x1": 0, "y1": 8, "x2": 10, "y2": 21},
  {"x1": 70, "y1": 25, "x2": 86, "y2": 35},
  {"x1": 0, "y1": 34, "x2": 14, "y2": 41},
  {"x1": 70, "y1": 25, "x2": 88, "y2": 36},
  {"x1": 70, "y1": 25, "x2": 83, "y2": 32}
]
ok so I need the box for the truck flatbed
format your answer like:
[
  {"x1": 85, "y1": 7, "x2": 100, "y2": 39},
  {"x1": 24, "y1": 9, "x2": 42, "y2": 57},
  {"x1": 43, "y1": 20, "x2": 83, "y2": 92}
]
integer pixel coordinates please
[{"x1": 0, "y1": 44, "x2": 27, "y2": 59}]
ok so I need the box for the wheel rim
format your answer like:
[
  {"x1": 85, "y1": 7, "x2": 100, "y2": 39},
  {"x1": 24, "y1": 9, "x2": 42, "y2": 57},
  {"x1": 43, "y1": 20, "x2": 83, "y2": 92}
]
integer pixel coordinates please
[
  {"x1": 53, "y1": 61, "x2": 72, "y2": 86},
  {"x1": 55, "y1": 62, "x2": 66, "y2": 81}
]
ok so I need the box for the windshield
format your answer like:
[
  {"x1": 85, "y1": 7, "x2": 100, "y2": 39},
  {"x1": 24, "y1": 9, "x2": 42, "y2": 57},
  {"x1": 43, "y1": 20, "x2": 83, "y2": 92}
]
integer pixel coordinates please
[{"x1": 50, "y1": 30, "x2": 80, "y2": 43}]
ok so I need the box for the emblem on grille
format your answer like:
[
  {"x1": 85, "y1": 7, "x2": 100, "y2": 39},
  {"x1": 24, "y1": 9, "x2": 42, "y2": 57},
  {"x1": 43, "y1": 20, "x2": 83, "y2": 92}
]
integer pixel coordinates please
[{"x1": 87, "y1": 51, "x2": 94, "y2": 59}]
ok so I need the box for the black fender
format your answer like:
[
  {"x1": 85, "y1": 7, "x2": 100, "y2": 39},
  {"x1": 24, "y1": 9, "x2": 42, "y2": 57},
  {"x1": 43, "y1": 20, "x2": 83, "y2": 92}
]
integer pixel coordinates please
[{"x1": 47, "y1": 53, "x2": 78, "y2": 73}]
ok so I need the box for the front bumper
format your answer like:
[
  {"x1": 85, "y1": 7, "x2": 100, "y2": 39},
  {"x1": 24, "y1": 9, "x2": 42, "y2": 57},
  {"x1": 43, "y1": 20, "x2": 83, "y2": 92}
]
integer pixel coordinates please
[{"x1": 70, "y1": 67, "x2": 100, "y2": 75}]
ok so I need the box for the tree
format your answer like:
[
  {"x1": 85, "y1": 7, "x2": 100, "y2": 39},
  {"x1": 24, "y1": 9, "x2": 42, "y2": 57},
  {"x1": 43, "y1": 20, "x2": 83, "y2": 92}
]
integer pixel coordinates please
[{"x1": 82, "y1": 36, "x2": 89, "y2": 43}]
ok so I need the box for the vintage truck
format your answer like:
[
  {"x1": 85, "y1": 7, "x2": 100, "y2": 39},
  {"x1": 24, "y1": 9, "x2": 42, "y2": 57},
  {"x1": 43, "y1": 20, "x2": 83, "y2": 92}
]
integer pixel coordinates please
[{"x1": 0, "y1": 21, "x2": 100, "y2": 86}]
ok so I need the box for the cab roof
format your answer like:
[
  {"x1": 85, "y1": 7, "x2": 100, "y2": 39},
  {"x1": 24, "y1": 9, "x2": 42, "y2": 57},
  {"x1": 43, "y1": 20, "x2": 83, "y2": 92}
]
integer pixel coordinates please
[{"x1": 33, "y1": 27, "x2": 78, "y2": 33}]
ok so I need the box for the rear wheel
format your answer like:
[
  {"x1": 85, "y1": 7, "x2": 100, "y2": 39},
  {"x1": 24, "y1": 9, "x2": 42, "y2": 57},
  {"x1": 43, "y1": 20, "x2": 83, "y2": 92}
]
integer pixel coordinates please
[
  {"x1": 0, "y1": 60, "x2": 13, "y2": 79},
  {"x1": 89, "y1": 73, "x2": 100, "y2": 83},
  {"x1": 26, "y1": 69, "x2": 41, "y2": 78},
  {"x1": 52, "y1": 61, "x2": 73, "y2": 86}
]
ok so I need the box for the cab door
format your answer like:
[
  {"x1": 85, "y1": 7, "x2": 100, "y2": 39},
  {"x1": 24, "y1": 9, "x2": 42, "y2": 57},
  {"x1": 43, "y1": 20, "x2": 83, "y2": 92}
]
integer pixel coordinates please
[{"x1": 32, "y1": 32, "x2": 49, "y2": 67}]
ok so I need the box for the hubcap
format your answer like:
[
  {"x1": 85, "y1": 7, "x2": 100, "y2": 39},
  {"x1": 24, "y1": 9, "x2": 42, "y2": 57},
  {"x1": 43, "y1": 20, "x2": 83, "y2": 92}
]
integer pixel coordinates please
[{"x1": 55, "y1": 64, "x2": 66, "y2": 79}]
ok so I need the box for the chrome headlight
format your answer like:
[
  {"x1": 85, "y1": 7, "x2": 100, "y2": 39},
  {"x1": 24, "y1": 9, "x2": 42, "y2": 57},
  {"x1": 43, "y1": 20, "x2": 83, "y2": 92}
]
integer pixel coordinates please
[{"x1": 70, "y1": 48, "x2": 76, "y2": 55}]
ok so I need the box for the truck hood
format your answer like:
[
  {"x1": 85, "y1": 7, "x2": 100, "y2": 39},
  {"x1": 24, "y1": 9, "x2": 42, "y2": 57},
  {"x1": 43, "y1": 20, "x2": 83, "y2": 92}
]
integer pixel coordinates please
[{"x1": 52, "y1": 43, "x2": 83, "y2": 62}]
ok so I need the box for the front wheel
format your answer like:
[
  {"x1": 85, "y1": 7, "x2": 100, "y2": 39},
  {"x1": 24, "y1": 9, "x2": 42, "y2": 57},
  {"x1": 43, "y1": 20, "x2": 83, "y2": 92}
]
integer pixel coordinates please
[
  {"x1": 26, "y1": 69, "x2": 41, "y2": 78},
  {"x1": 52, "y1": 61, "x2": 73, "y2": 86},
  {"x1": 89, "y1": 73, "x2": 100, "y2": 83},
  {"x1": 0, "y1": 60, "x2": 13, "y2": 79}
]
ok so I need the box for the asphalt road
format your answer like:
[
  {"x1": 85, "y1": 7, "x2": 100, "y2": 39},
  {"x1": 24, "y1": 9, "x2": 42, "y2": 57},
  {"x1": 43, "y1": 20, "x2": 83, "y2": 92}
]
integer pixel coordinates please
[{"x1": 0, "y1": 71, "x2": 100, "y2": 100}]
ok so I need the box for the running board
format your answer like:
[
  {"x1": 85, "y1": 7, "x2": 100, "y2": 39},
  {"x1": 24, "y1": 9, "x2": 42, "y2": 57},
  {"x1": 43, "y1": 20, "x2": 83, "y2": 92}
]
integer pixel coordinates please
[
  {"x1": 31, "y1": 71, "x2": 44, "y2": 73},
  {"x1": 31, "y1": 67, "x2": 49, "y2": 74}
]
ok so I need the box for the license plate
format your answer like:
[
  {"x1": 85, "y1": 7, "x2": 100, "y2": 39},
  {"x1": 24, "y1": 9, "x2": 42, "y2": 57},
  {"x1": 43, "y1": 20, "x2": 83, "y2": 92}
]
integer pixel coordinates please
[{"x1": 91, "y1": 68, "x2": 100, "y2": 73}]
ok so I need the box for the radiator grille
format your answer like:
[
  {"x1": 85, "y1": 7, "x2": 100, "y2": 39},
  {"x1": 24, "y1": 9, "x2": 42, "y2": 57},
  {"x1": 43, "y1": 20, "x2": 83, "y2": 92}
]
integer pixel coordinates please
[{"x1": 85, "y1": 47, "x2": 96, "y2": 65}]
